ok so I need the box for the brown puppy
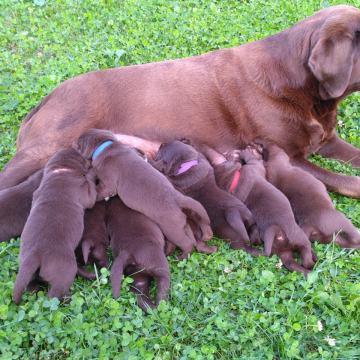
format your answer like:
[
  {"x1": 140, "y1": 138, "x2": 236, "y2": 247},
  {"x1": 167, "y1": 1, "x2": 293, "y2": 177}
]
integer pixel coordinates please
[
  {"x1": 2, "y1": 6, "x2": 360, "y2": 199},
  {"x1": 107, "y1": 196, "x2": 169, "y2": 308},
  {"x1": 13, "y1": 148, "x2": 97, "y2": 303},
  {"x1": 75, "y1": 129, "x2": 213, "y2": 259},
  {"x1": 216, "y1": 147, "x2": 315, "y2": 274},
  {"x1": 79, "y1": 201, "x2": 109, "y2": 269},
  {"x1": 0, "y1": 169, "x2": 43, "y2": 242},
  {"x1": 152, "y1": 140, "x2": 258, "y2": 254},
  {"x1": 263, "y1": 143, "x2": 360, "y2": 249}
]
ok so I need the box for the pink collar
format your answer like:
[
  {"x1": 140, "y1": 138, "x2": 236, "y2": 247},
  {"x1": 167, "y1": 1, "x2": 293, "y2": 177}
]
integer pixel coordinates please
[
  {"x1": 228, "y1": 170, "x2": 241, "y2": 193},
  {"x1": 175, "y1": 159, "x2": 199, "y2": 176}
]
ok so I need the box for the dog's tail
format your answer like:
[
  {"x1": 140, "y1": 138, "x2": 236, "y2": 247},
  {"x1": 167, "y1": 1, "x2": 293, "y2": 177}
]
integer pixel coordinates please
[
  {"x1": 13, "y1": 257, "x2": 39, "y2": 304},
  {"x1": 111, "y1": 251, "x2": 130, "y2": 298},
  {"x1": 178, "y1": 195, "x2": 213, "y2": 241},
  {"x1": 81, "y1": 240, "x2": 91, "y2": 264}
]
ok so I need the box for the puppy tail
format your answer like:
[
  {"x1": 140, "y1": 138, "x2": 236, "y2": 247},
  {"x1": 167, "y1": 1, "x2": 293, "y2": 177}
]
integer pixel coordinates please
[
  {"x1": 111, "y1": 251, "x2": 129, "y2": 298},
  {"x1": 13, "y1": 257, "x2": 39, "y2": 304},
  {"x1": 81, "y1": 240, "x2": 91, "y2": 264}
]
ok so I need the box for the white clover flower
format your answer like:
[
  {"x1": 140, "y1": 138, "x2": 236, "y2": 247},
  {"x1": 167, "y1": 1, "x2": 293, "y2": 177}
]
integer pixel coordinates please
[
  {"x1": 324, "y1": 336, "x2": 336, "y2": 347},
  {"x1": 317, "y1": 320, "x2": 323, "y2": 332},
  {"x1": 275, "y1": 260, "x2": 283, "y2": 269}
]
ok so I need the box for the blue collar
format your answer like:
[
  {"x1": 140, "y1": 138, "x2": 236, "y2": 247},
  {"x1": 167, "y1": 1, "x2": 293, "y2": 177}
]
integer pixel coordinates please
[{"x1": 92, "y1": 140, "x2": 113, "y2": 160}]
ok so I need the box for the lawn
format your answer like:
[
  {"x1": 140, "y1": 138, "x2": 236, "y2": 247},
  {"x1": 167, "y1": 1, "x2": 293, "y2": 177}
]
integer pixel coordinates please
[{"x1": 0, "y1": 0, "x2": 359, "y2": 359}]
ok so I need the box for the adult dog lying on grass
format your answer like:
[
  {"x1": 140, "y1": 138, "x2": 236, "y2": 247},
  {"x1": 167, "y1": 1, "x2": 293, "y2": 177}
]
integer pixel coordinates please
[{"x1": 0, "y1": 5, "x2": 359, "y2": 199}]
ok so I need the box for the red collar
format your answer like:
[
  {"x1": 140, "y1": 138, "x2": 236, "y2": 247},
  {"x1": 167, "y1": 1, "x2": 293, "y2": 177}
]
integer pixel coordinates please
[{"x1": 228, "y1": 170, "x2": 241, "y2": 193}]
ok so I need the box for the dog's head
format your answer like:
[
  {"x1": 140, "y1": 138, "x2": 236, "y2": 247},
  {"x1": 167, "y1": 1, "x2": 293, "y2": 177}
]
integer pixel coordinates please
[
  {"x1": 154, "y1": 139, "x2": 211, "y2": 180},
  {"x1": 308, "y1": 6, "x2": 360, "y2": 99},
  {"x1": 74, "y1": 129, "x2": 116, "y2": 160},
  {"x1": 45, "y1": 147, "x2": 90, "y2": 176}
]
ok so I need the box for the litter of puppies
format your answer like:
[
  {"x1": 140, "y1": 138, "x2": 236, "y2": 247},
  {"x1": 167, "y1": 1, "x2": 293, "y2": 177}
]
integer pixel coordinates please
[{"x1": 1, "y1": 129, "x2": 359, "y2": 310}]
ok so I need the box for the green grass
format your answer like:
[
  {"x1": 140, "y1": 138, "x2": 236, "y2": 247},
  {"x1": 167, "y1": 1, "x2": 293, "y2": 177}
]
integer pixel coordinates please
[{"x1": 1, "y1": 0, "x2": 359, "y2": 358}]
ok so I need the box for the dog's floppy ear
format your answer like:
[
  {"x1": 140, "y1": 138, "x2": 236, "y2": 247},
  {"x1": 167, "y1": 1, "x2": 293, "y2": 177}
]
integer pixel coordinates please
[{"x1": 309, "y1": 22, "x2": 355, "y2": 99}]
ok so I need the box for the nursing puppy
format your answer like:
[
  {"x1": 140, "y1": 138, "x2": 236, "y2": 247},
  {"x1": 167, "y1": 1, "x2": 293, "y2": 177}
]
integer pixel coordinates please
[
  {"x1": 75, "y1": 129, "x2": 213, "y2": 259},
  {"x1": 107, "y1": 196, "x2": 169, "y2": 307},
  {"x1": 0, "y1": 169, "x2": 43, "y2": 242},
  {"x1": 79, "y1": 201, "x2": 109, "y2": 269},
  {"x1": 152, "y1": 140, "x2": 257, "y2": 254},
  {"x1": 263, "y1": 143, "x2": 360, "y2": 248},
  {"x1": 218, "y1": 146, "x2": 315, "y2": 274},
  {"x1": 13, "y1": 148, "x2": 97, "y2": 303}
]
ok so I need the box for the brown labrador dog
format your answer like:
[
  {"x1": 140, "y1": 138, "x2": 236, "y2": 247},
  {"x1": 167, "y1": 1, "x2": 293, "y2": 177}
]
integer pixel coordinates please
[
  {"x1": 215, "y1": 147, "x2": 315, "y2": 274},
  {"x1": 263, "y1": 143, "x2": 360, "y2": 249},
  {"x1": 107, "y1": 196, "x2": 169, "y2": 308},
  {"x1": 1, "y1": 6, "x2": 360, "y2": 198},
  {"x1": 152, "y1": 140, "x2": 258, "y2": 254},
  {"x1": 79, "y1": 201, "x2": 109, "y2": 269},
  {"x1": 12, "y1": 148, "x2": 97, "y2": 303},
  {"x1": 75, "y1": 129, "x2": 213, "y2": 259},
  {"x1": 0, "y1": 169, "x2": 43, "y2": 242}
]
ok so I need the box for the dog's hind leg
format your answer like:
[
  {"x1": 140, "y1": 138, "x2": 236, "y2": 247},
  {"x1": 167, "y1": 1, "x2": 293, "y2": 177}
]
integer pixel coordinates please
[
  {"x1": 44, "y1": 259, "x2": 77, "y2": 300},
  {"x1": 279, "y1": 251, "x2": 310, "y2": 276},
  {"x1": 77, "y1": 266, "x2": 96, "y2": 280},
  {"x1": 0, "y1": 150, "x2": 44, "y2": 191},
  {"x1": 160, "y1": 214, "x2": 195, "y2": 259},
  {"x1": 225, "y1": 208, "x2": 250, "y2": 245},
  {"x1": 154, "y1": 259, "x2": 170, "y2": 305},
  {"x1": 130, "y1": 273, "x2": 155, "y2": 312}
]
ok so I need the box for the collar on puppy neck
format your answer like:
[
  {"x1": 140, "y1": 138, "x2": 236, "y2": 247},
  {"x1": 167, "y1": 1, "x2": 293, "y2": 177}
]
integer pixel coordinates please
[
  {"x1": 92, "y1": 140, "x2": 113, "y2": 160},
  {"x1": 228, "y1": 170, "x2": 241, "y2": 193},
  {"x1": 175, "y1": 159, "x2": 199, "y2": 176}
]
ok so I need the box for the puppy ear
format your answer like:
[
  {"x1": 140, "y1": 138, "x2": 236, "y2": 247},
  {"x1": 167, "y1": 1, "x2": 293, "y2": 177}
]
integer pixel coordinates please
[{"x1": 309, "y1": 28, "x2": 355, "y2": 99}]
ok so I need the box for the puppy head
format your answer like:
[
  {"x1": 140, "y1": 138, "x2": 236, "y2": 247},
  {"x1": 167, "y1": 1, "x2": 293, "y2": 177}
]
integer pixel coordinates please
[
  {"x1": 225, "y1": 146, "x2": 263, "y2": 165},
  {"x1": 45, "y1": 147, "x2": 90, "y2": 176},
  {"x1": 154, "y1": 140, "x2": 209, "y2": 177},
  {"x1": 74, "y1": 129, "x2": 116, "y2": 160}
]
